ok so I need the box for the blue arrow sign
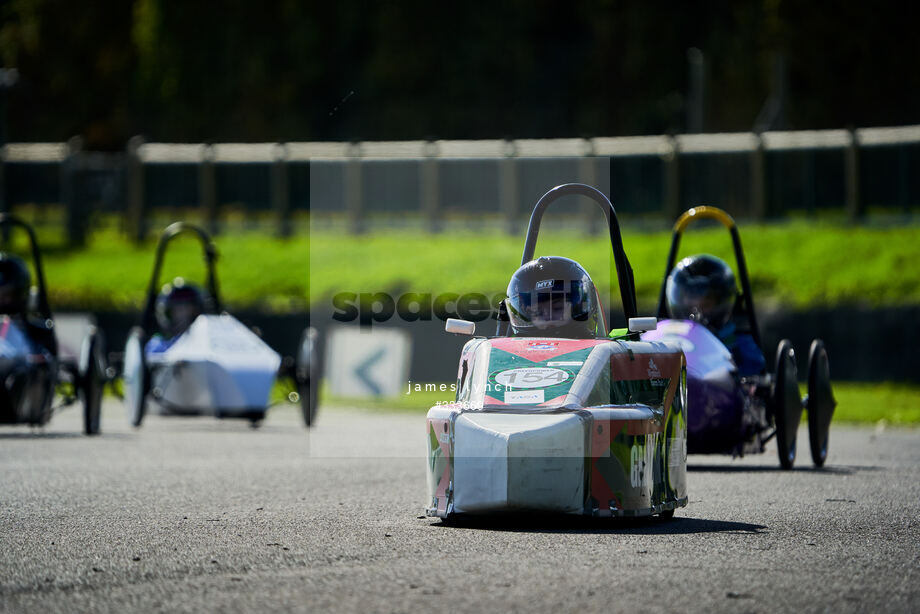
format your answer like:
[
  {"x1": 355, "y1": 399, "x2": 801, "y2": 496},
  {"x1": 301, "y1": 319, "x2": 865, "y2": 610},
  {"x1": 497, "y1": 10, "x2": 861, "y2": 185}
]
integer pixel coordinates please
[{"x1": 354, "y1": 347, "x2": 386, "y2": 395}]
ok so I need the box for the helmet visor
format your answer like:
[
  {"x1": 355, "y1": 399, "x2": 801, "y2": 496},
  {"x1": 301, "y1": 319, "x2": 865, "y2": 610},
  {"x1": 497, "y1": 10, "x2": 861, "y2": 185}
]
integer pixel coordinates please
[
  {"x1": 507, "y1": 279, "x2": 594, "y2": 330},
  {"x1": 666, "y1": 275, "x2": 734, "y2": 328}
]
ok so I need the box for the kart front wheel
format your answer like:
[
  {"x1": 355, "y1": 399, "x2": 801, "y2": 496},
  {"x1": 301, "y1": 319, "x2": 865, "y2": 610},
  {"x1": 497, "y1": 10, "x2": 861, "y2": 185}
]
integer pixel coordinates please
[
  {"x1": 772, "y1": 339, "x2": 802, "y2": 470},
  {"x1": 123, "y1": 327, "x2": 149, "y2": 427},
  {"x1": 79, "y1": 326, "x2": 106, "y2": 435},
  {"x1": 297, "y1": 328, "x2": 320, "y2": 427},
  {"x1": 807, "y1": 339, "x2": 836, "y2": 467}
]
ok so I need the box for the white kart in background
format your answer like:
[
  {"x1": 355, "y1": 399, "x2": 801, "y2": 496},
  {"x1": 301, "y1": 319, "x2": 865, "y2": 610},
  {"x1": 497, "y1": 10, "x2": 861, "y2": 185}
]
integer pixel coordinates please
[{"x1": 121, "y1": 222, "x2": 319, "y2": 428}]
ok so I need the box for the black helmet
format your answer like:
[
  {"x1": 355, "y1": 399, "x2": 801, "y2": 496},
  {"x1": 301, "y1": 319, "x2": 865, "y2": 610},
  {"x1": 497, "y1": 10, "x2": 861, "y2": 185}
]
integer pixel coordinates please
[
  {"x1": 506, "y1": 256, "x2": 599, "y2": 338},
  {"x1": 155, "y1": 277, "x2": 205, "y2": 338},
  {"x1": 666, "y1": 254, "x2": 736, "y2": 329},
  {"x1": 0, "y1": 253, "x2": 31, "y2": 315}
]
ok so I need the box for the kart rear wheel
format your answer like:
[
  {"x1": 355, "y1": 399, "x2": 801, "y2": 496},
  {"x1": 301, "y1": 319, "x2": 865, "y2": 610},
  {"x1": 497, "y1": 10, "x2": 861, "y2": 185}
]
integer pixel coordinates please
[
  {"x1": 298, "y1": 379, "x2": 318, "y2": 427},
  {"x1": 807, "y1": 339, "x2": 836, "y2": 467},
  {"x1": 772, "y1": 339, "x2": 801, "y2": 470},
  {"x1": 297, "y1": 328, "x2": 319, "y2": 427},
  {"x1": 79, "y1": 326, "x2": 106, "y2": 435},
  {"x1": 123, "y1": 327, "x2": 148, "y2": 427}
]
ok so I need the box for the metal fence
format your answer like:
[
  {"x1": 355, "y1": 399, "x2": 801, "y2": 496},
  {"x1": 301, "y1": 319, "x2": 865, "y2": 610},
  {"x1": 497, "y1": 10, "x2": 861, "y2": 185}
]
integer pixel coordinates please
[{"x1": 1, "y1": 126, "x2": 918, "y2": 244}]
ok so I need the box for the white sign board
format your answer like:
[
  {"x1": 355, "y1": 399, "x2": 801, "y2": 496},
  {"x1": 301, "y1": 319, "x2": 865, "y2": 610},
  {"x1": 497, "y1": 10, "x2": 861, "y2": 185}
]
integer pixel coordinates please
[{"x1": 325, "y1": 326, "x2": 412, "y2": 398}]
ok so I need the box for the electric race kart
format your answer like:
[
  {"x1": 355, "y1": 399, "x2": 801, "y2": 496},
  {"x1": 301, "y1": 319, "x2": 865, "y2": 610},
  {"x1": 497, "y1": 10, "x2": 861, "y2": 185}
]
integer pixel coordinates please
[
  {"x1": 121, "y1": 222, "x2": 318, "y2": 428},
  {"x1": 427, "y1": 184, "x2": 688, "y2": 520},
  {"x1": 0, "y1": 214, "x2": 105, "y2": 435},
  {"x1": 641, "y1": 206, "x2": 835, "y2": 469}
]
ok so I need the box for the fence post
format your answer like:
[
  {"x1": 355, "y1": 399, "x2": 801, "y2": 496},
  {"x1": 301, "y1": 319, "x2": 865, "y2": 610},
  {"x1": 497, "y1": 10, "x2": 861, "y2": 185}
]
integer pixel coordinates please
[
  {"x1": 662, "y1": 134, "x2": 680, "y2": 219},
  {"x1": 272, "y1": 142, "x2": 292, "y2": 238},
  {"x1": 750, "y1": 132, "x2": 767, "y2": 220},
  {"x1": 499, "y1": 139, "x2": 518, "y2": 234},
  {"x1": 420, "y1": 140, "x2": 440, "y2": 233},
  {"x1": 345, "y1": 141, "x2": 364, "y2": 234},
  {"x1": 845, "y1": 128, "x2": 863, "y2": 220},
  {"x1": 62, "y1": 135, "x2": 87, "y2": 247},
  {"x1": 126, "y1": 135, "x2": 146, "y2": 243},
  {"x1": 199, "y1": 144, "x2": 218, "y2": 235}
]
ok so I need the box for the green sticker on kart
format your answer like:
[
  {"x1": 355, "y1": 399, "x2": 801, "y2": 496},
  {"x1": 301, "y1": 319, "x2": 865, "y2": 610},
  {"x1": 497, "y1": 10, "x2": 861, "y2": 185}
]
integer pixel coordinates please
[{"x1": 487, "y1": 346, "x2": 593, "y2": 405}]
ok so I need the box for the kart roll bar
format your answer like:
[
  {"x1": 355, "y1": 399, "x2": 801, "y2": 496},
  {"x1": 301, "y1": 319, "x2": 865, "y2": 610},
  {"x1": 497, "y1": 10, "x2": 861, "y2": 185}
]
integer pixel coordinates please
[
  {"x1": 0, "y1": 214, "x2": 58, "y2": 355},
  {"x1": 0, "y1": 214, "x2": 53, "y2": 321},
  {"x1": 655, "y1": 206, "x2": 762, "y2": 349},
  {"x1": 519, "y1": 183, "x2": 638, "y2": 327},
  {"x1": 140, "y1": 222, "x2": 222, "y2": 333}
]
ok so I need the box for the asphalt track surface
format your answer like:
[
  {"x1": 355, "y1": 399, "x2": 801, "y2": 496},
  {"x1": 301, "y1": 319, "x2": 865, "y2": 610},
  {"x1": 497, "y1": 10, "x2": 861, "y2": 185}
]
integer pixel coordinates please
[{"x1": 1, "y1": 401, "x2": 917, "y2": 614}]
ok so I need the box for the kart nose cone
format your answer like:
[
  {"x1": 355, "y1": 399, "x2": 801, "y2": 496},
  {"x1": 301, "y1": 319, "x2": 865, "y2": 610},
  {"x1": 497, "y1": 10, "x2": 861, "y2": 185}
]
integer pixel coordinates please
[{"x1": 452, "y1": 412, "x2": 586, "y2": 514}]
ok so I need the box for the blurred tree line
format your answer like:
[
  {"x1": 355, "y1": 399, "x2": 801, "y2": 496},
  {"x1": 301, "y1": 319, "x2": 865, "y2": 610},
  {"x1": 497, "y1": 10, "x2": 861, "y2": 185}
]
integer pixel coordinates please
[{"x1": 0, "y1": 0, "x2": 917, "y2": 148}]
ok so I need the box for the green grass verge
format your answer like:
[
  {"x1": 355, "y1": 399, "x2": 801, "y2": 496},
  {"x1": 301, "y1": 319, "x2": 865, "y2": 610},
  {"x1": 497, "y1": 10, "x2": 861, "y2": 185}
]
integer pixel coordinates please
[
  {"x1": 325, "y1": 381, "x2": 920, "y2": 425},
  {"x1": 7, "y1": 228, "x2": 308, "y2": 312},
  {"x1": 1, "y1": 219, "x2": 917, "y2": 312},
  {"x1": 309, "y1": 221, "x2": 920, "y2": 310},
  {"x1": 827, "y1": 382, "x2": 920, "y2": 425}
]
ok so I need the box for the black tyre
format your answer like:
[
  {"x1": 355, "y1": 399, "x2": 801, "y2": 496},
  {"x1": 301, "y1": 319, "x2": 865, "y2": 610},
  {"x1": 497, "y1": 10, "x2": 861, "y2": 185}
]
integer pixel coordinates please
[
  {"x1": 123, "y1": 327, "x2": 148, "y2": 427},
  {"x1": 297, "y1": 328, "x2": 320, "y2": 427},
  {"x1": 659, "y1": 509, "x2": 675, "y2": 520},
  {"x1": 772, "y1": 339, "x2": 802, "y2": 470},
  {"x1": 79, "y1": 327, "x2": 106, "y2": 435},
  {"x1": 807, "y1": 339, "x2": 836, "y2": 467}
]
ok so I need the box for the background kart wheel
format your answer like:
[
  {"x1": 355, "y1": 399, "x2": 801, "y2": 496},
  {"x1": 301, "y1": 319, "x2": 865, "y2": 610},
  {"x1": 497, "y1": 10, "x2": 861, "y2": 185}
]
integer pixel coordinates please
[
  {"x1": 297, "y1": 328, "x2": 319, "y2": 427},
  {"x1": 123, "y1": 327, "x2": 148, "y2": 427},
  {"x1": 807, "y1": 339, "x2": 836, "y2": 467},
  {"x1": 297, "y1": 378, "x2": 318, "y2": 427},
  {"x1": 772, "y1": 339, "x2": 802, "y2": 470},
  {"x1": 659, "y1": 509, "x2": 675, "y2": 520},
  {"x1": 78, "y1": 326, "x2": 106, "y2": 435}
]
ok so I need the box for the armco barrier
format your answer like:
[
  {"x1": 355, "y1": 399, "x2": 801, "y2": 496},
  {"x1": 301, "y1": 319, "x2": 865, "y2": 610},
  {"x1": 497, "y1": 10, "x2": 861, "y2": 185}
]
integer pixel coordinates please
[{"x1": 2, "y1": 126, "x2": 919, "y2": 243}]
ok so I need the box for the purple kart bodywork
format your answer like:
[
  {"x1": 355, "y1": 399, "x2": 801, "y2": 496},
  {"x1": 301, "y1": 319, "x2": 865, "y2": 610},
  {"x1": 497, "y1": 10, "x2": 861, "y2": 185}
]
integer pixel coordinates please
[{"x1": 643, "y1": 319, "x2": 751, "y2": 455}]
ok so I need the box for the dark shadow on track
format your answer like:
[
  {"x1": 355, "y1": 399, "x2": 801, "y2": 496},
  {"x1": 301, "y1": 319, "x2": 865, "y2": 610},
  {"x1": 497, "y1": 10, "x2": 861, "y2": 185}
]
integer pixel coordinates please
[
  {"x1": 687, "y1": 463, "x2": 883, "y2": 475},
  {"x1": 135, "y1": 415, "x2": 293, "y2": 434},
  {"x1": 0, "y1": 431, "x2": 134, "y2": 440},
  {"x1": 432, "y1": 514, "x2": 767, "y2": 535}
]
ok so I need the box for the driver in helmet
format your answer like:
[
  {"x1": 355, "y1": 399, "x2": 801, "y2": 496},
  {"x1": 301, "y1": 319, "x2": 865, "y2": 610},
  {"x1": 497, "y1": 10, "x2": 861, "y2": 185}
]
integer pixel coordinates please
[
  {"x1": 0, "y1": 254, "x2": 31, "y2": 316},
  {"x1": 145, "y1": 278, "x2": 206, "y2": 352},
  {"x1": 0, "y1": 253, "x2": 55, "y2": 352},
  {"x1": 666, "y1": 254, "x2": 765, "y2": 376},
  {"x1": 505, "y1": 256, "x2": 600, "y2": 339}
]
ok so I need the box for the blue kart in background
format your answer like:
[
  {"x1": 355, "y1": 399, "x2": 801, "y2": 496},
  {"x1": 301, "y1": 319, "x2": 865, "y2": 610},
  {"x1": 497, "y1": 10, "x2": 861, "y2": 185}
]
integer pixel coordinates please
[{"x1": 0, "y1": 214, "x2": 106, "y2": 435}]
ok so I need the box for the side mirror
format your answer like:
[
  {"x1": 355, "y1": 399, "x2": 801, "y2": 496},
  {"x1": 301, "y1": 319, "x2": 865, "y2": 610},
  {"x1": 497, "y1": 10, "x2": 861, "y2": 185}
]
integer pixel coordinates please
[
  {"x1": 445, "y1": 318, "x2": 476, "y2": 336},
  {"x1": 628, "y1": 317, "x2": 658, "y2": 333}
]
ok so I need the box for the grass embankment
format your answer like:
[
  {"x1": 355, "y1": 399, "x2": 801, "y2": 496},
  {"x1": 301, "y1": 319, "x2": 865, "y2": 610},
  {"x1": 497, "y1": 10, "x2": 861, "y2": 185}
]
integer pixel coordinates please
[
  {"x1": 325, "y1": 382, "x2": 920, "y2": 426},
  {"x1": 310, "y1": 221, "x2": 920, "y2": 310},
  {"x1": 3, "y1": 220, "x2": 917, "y2": 311},
  {"x1": 10, "y1": 229, "x2": 308, "y2": 312}
]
